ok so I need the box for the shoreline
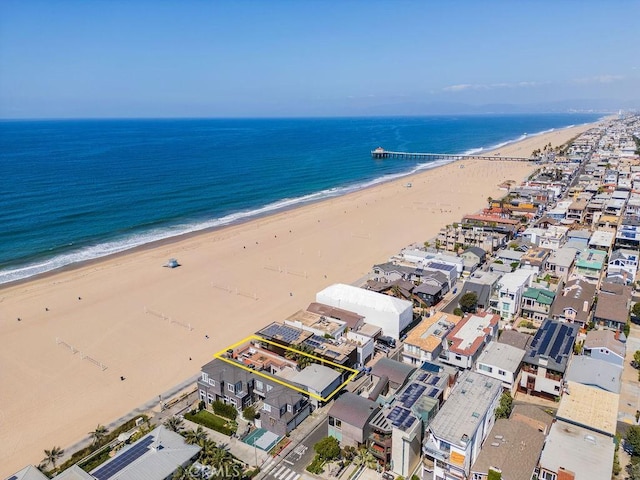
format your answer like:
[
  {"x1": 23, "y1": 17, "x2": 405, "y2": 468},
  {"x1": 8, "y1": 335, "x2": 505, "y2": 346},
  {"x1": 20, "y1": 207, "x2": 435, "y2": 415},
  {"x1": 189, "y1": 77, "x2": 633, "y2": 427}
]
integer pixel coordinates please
[
  {"x1": 0, "y1": 121, "x2": 599, "y2": 475},
  {"x1": 0, "y1": 119, "x2": 602, "y2": 288}
]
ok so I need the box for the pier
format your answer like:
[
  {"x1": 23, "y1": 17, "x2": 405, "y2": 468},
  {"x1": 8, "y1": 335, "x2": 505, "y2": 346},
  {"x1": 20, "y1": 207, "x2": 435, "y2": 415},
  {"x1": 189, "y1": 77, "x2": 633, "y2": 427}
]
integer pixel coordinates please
[{"x1": 371, "y1": 147, "x2": 534, "y2": 162}]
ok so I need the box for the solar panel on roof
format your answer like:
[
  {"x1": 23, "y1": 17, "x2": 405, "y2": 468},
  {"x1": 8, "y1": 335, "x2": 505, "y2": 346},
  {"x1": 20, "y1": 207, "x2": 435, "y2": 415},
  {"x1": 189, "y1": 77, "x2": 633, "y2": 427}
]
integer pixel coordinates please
[
  {"x1": 416, "y1": 372, "x2": 428, "y2": 382},
  {"x1": 92, "y1": 436, "x2": 155, "y2": 480},
  {"x1": 428, "y1": 376, "x2": 440, "y2": 386},
  {"x1": 305, "y1": 339, "x2": 321, "y2": 349},
  {"x1": 326, "y1": 350, "x2": 340, "y2": 357},
  {"x1": 537, "y1": 322, "x2": 556, "y2": 354},
  {"x1": 549, "y1": 336, "x2": 562, "y2": 359},
  {"x1": 420, "y1": 362, "x2": 440, "y2": 373},
  {"x1": 404, "y1": 416, "x2": 416, "y2": 429},
  {"x1": 427, "y1": 388, "x2": 438, "y2": 398},
  {"x1": 7, "y1": 476, "x2": 18, "y2": 480},
  {"x1": 399, "y1": 383, "x2": 426, "y2": 408}
]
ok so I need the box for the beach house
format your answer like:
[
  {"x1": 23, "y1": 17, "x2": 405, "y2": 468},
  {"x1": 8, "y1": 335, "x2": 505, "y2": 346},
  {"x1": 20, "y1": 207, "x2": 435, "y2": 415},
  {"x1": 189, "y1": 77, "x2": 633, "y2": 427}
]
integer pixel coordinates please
[
  {"x1": 519, "y1": 319, "x2": 578, "y2": 398},
  {"x1": 439, "y1": 312, "x2": 499, "y2": 369},
  {"x1": 583, "y1": 329, "x2": 626, "y2": 367},
  {"x1": 546, "y1": 246, "x2": 578, "y2": 281},
  {"x1": 401, "y1": 312, "x2": 462, "y2": 366},
  {"x1": 460, "y1": 270, "x2": 501, "y2": 311},
  {"x1": 490, "y1": 269, "x2": 534, "y2": 321},
  {"x1": 328, "y1": 393, "x2": 380, "y2": 449},
  {"x1": 549, "y1": 278, "x2": 596, "y2": 329},
  {"x1": 469, "y1": 411, "x2": 550, "y2": 480},
  {"x1": 607, "y1": 248, "x2": 639, "y2": 284},
  {"x1": 593, "y1": 282, "x2": 632, "y2": 331},
  {"x1": 366, "y1": 367, "x2": 449, "y2": 477},
  {"x1": 423, "y1": 371, "x2": 502, "y2": 480},
  {"x1": 520, "y1": 285, "x2": 555, "y2": 322},
  {"x1": 474, "y1": 341, "x2": 525, "y2": 394}
]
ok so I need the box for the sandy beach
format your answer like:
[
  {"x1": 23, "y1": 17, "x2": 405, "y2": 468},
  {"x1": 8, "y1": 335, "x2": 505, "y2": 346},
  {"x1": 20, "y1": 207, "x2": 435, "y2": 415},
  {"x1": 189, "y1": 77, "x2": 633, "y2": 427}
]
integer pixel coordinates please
[{"x1": 0, "y1": 123, "x2": 594, "y2": 474}]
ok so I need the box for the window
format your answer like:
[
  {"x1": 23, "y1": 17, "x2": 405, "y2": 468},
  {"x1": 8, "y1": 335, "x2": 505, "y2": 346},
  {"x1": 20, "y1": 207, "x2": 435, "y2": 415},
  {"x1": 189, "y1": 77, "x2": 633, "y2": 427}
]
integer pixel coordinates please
[
  {"x1": 287, "y1": 404, "x2": 292, "y2": 413},
  {"x1": 199, "y1": 389, "x2": 206, "y2": 400},
  {"x1": 455, "y1": 355, "x2": 462, "y2": 361},
  {"x1": 209, "y1": 379, "x2": 216, "y2": 386},
  {"x1": 263, "y1": 404, "x2": 271, "y2": 413},
  {"x1": 540, "y1": 471, "x2": 557, "y2": 480},
  {"x1": 256, "y1": 380, "x2": 263, "y2": 390},
  {"x1": 201, "y1": 373, "x2": 209, "y2": 383},
  {"x1": 554, "y1": 385, "x2": 560, "y2": 391},
  {"x1": 479, "y1": 364, "x2": 493, "y2": 373},
  {"x1": 267, "y1": 385, "x2": 273, "y2": 392},
  {"x1": 498, "y1": 369, "x2": 506, "y2": 376},
  {"x1": 227, "y1": 383, "x2": 235, "y2": 393}
]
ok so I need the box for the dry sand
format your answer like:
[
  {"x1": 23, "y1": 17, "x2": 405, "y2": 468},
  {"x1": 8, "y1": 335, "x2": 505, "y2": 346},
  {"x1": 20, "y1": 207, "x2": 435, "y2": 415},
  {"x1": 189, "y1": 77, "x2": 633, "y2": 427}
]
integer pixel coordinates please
[{"x1": 0, "y1": 123, "x2": 594, "y2": 474}]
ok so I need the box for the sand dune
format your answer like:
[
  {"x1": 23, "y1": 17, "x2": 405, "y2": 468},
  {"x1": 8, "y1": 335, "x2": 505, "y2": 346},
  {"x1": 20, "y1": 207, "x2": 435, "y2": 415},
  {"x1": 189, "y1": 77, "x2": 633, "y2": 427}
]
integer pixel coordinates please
[{"x1": 0, "y1": 123, "x2": 593, "y2": 475}]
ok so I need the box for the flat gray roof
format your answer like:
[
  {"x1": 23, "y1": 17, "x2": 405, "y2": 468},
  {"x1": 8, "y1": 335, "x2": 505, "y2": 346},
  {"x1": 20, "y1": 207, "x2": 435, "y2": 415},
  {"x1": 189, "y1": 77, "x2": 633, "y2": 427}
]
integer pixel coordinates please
[
  {"x1": 428, "y1": 371, "x2": 502, "y2": 448},
  {"x1": 476, "y1": 341, "x2": 525, "y2": 373},
  {"x1": 291, "y1": 364, "x2": 341, "y2": 393},
  {"x1": 565, "y1": 356, "x2": 621, "y2": 393},
  {"x1": 539, "y1": 421, "x2": 614, "y2": 479}
]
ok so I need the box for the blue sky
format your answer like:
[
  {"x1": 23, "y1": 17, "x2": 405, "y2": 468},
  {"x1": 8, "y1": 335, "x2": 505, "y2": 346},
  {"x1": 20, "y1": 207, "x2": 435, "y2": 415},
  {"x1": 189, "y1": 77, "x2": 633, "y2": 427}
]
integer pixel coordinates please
[{"x1": 1, "y1": 1, "x2": 638, "y2": 118}]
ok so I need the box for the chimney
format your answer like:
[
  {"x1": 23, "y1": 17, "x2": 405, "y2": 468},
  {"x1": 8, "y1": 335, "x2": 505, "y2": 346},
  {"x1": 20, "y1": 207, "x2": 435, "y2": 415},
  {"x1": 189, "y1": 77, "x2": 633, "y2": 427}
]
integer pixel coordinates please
[{"x1": 557, "y1": 467, "x2": 576, "y2": 480}]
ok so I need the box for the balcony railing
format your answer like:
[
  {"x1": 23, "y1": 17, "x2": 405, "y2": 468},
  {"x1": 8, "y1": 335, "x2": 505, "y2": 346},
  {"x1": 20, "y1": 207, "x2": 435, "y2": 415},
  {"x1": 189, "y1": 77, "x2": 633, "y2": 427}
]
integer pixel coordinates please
[{"x1": 370, "y1": 432, "x2": 392, "y2": 446}]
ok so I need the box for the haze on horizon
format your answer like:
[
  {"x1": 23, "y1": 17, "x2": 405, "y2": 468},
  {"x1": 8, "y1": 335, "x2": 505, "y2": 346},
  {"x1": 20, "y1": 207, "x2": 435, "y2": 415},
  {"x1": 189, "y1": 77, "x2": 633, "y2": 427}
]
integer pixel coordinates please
[{"x1": 1, "y1": 0, "x2": 638, "y2": 119}]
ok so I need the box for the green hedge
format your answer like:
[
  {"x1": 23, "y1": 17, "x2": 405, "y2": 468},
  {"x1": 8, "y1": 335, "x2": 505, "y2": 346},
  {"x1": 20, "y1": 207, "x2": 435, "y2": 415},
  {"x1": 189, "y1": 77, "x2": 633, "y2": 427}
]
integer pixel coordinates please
[
  {"x1": 212, "y1": 400, "x2": 238, "y2": 420},
  {"x1": 185, "y1": 410, "x2": 235, "y2": 436}
]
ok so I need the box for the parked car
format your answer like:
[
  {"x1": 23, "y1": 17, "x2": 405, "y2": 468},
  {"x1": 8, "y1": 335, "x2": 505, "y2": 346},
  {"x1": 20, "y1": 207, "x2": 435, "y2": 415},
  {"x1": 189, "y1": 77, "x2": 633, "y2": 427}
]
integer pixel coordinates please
[
  {"x1": 631, "y1": 360, "x2": 640, "y2": 369},
  {"x1": 382, "y1": 472, "x2": 395, "y2": 480},
  {"x1": 624, "y1": 440, "x2": 634, "y2": 455}
]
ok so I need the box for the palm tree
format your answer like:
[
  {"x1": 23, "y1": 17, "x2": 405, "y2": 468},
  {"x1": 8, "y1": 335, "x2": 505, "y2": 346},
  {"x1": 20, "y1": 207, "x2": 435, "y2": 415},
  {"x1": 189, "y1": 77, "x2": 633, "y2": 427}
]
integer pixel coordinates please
[
  {"x1": 42, "y1": 446, "x2": 64, "y2": 469},
  {"x1": 197, "y1": 437, "x2": 218, "y2": 463},
  {"x1": 172, "y1": 465, "x2": 197, "y2": 480},
  {"x1": 164, "y1": 416, "x2": 185, "y2": 433},
  {"x1": 184, "y1": 426, "x2": 207, "y2": 445},
  {"x1": 353, "y1": 447, "x2": 377, "y2": 470},
  {"x1": 284, "y1": 343, "x2": 315, "y2": 370},
  {"x1": 90, "y1": 424, "x2": 108, "y2": 446},
  {"x1": 208, "y1": 445, "x2": 237, "y2": 473}
]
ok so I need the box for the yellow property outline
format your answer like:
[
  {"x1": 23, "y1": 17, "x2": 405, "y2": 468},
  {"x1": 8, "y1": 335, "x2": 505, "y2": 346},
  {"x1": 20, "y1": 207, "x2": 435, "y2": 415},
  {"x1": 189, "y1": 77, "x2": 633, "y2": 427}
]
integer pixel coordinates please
[{"x1": 213, "y1": 335, "x2": 359, "y2": 402}]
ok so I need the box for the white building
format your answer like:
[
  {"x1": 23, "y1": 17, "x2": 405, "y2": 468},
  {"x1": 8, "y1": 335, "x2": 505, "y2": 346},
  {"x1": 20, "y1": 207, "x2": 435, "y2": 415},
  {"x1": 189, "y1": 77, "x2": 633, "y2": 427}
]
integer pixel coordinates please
[
  {"x1": 440, "y1": 312, "x2": 500, "y2": 369},
  {"x1": 475, "y1": 341, "x2": 525, "y2": 394},
  {"x1": 423, "y1": 371, "x2": 502, "y2": 480},
  {"x1": 316, "y1": 284, "x2": 413, "y2": 340},
  {"x1": 522, "y1": 225, "x2": 569, "y2": 251},
  {"x1": 491, "y1": 269, "x2": 534, "y2": 321}
]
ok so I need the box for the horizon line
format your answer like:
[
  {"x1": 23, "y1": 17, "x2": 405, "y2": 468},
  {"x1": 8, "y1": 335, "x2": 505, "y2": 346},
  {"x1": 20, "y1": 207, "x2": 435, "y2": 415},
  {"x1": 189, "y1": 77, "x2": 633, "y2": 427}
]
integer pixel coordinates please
[{"x1": 0, "y1": 111, "x2": 618, "y2": 122}]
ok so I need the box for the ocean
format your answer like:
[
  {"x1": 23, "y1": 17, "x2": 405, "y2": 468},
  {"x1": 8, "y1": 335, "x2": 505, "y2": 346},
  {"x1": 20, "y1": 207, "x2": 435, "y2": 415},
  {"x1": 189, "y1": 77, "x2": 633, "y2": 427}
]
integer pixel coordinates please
[{"x1": 0, "y1": 114, "x2": 601, "y2": 284}]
